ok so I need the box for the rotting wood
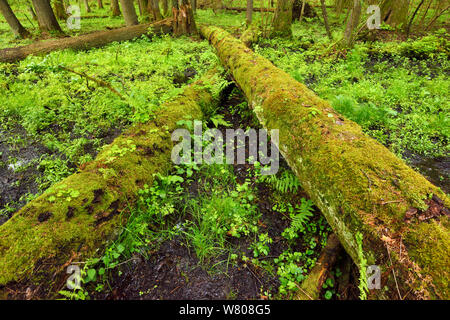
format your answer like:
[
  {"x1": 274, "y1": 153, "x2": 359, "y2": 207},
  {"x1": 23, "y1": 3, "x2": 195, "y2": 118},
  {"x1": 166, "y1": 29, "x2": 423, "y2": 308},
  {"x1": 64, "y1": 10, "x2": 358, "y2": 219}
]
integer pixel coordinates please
[{"x1": 199, "y1": 24, "x2": 450, "y2": 300}]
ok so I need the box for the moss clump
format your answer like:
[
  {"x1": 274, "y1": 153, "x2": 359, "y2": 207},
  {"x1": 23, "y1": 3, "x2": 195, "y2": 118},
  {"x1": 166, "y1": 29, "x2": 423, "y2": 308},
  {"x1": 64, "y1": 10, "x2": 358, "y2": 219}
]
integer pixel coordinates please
[{"x1": 200, "y1": 25, "x2": 450, "y2": 299}]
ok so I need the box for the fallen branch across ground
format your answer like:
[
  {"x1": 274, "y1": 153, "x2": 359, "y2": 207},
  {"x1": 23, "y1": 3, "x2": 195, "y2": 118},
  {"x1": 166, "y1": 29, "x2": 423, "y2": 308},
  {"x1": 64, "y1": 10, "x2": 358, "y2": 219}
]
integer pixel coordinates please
[
  {"x1": 0, "y1": 71, "x2": 222, "y2": 299},
  {"x1": 200, "y1": 24, "x2": 449, "y2": 300},
  {"x1": 0, "y1": 19, "x2": 172, "y2": 63}
]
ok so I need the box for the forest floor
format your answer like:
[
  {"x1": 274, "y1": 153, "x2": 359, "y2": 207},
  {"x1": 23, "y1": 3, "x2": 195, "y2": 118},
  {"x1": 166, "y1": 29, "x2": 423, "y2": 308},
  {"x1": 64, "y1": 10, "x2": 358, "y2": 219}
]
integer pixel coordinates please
[{"x1": 0, "y1": 4, "x2": 448, "y2": 300}]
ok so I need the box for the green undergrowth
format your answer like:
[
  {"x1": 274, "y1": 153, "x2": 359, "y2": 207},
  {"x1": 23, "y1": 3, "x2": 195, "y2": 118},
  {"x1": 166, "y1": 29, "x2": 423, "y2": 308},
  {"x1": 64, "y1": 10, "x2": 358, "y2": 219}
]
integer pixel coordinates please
[
  {"x1": 60, "y1": 120, "x2": 330, "y2": 300},
  {"x1": 0, "y1": 32, "x2": 221, "y2": 216}
]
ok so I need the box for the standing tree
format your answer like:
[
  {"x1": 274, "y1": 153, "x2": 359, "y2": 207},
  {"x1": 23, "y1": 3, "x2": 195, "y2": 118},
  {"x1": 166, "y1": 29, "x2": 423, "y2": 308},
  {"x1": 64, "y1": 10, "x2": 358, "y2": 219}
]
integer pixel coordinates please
[
  {"x1": 119, "y1": 0, "x2": 139, "y2": 25},
  {"x1": 246, "y1": 0, "x2": 253, "y2": 25},
  {"x1": 32, "y1": 0, "x2": 63, "y2": 34},
  {"x1": 83, "y1": 0, "x2": 91, "y2": 13},
  {"x1": 0, "y1": 0, "x2": 31, "y2": 38},
  {"x1": 379, "y1": 0, "x2": 409, "y2": 27},
  {"x1": 172, "y1": 0, "x2": 196, "y2": 35},
  {"x1": 271, "y1": 0, "x2": 294, "y2": 37},
  {"x1": 148, "y1": 0, "x2": 162, "y2": 20},
  {"x1": 343, "y1": 0, "x2": 361, "y2": 46},
  {"x1": 161, "y1": 0, "x2": 168, "y2": 16},
  {"x1": 53, "y1": 0, "x2": 67, "y2": 20},
  {"x1": 97, "y1": 0, "x2": 103, "y2": 9},
  {"x1": 320, "y1": 0, "x2": 332, "y2": 40},
  {"x1": 111, "y1": 0, "x2": 121, "y2": 16}
]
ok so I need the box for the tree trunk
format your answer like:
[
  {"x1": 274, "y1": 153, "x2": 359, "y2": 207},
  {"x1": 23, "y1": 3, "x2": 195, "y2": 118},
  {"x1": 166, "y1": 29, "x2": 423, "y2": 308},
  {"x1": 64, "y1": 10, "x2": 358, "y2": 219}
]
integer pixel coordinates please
[
  {"x1": 97, "y1": 0, "x2": 104, "y2": 9},
  {"x1": 296, "y1": 234, "x2": 342, "y2": 300},
  {"x1": 53, "y1": 0, "x2": 68, "y2": 20},
  {"x1": 0, "y1": 19, "x2": 172, "y2": 63},
  {"x1": 28, "y1": 5, "x2": 38, "y2": 20},
  {"x1": 119, "y1": 0, "x2": 139, "y2": 25},
  {"x1": 32, "y1": 0, "x2": 63, "y2": 34},
  {"x1": 320, "y1": 0, "x2": 332, "y2": 40},
  {"x1": 200, "y1": 25, "x2": 450, "y2": 300},
  {"x1": 344, "y1": 0, "x2": 361, "y2": 47},
  {"x1": 148, "y1": 0, "x2": 162, "y2": 21},
  {"x1": 0, "y1": 0, "x2": 32, "y2": 38},
  {"x1": 246, "y1": 0, "x2": 253, "y2": 25},
  {"x1": 161, "y1": 0, "x2": 168, "y2": 16},
  {"x1": 405, "y1": 0, "x2": 425, "y2": 37},
  {"x1": 84, "y1": 0, "x2": 91, "y2": 12},
  {"x1": 111, "y1": 0, "x2": 121, "y2": 16},
  {"x1": 172, "y1": 0, "x2": 196, "y2": 36},
  {"x1": 271, "y1": 0, "x2": 293, "y2": 37},
  {"x1": 0, "y1": 72, "x2": 221, "y2": 299}
]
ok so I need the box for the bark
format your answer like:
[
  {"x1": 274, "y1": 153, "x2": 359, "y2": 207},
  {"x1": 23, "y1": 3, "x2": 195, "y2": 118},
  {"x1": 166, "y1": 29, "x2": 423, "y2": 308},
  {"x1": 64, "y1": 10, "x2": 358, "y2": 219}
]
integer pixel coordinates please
[
  {"x1": 32, "y1": 0, "x2": 63, "y2": 34},
  {"x1": 28, "y1": 5, "x2": 38, "y2": 21},
  {"x1": 296, "y1": 234, "x2": 342, "y2": 300},
  {"x1": 0, "y1": 0, "x2": 32, "y2": 38},
  {"x1": 172, "y1": 0, "x2": 196, "y2": 36},
  {"x1": 200, "y1": 25, "x2": 450, "y2": 300},
  {"x1": 380, "y1": 0, "x2": 409, "y2": 27},
  {"x1": 271, "y1": 0, "x2": 294, "y2": 38},
  {"x1": 148, "y1": 0, "x2": 162, "y2": 21},
  {"x1": 320, "y1": 0, "x2": 332, "y2": 40},
  {"x1": 0, "y1": 19, "x2": 172, "y2": 63},
  {"x1": 83, "y1": 0, "x2": 91, "y2": 13},
  {"x1": 405, "y1": 0, "x2": 424, "y2": 37},
  {"x1": 97, "y1": 0, "x2": 103, "y2": 9},
  {"x1": 0, "y1": 72, "x2": 222, "y2": 299},
  {"x1": 246, "y1": 0, "x2": 253, "y2": 25},
  {"x1": 111, "y1": 0, "x2": 121, "y2": 16},
  {"x1": 53, "y1": 0, "x2": 68, "y2": 20},
  {"x1": 344, "y1": 0, "x2": 361, "y2": 47},
  {"x1": 119, "y1": 0, "x2": 139, "y2": 26}
]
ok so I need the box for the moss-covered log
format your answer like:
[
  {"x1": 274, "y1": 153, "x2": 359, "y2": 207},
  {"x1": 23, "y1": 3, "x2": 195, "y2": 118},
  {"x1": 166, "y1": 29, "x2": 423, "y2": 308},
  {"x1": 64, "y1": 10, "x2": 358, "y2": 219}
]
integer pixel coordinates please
[
  {"x1": 0, "y1": 72, "x2": 221, "y2": 299},
  {"x1": 200, "y1": 25, "x2": 450, "y2": 300},
  {"x1": 0, "y1": 19, "x2": 172, "y2": 63}
]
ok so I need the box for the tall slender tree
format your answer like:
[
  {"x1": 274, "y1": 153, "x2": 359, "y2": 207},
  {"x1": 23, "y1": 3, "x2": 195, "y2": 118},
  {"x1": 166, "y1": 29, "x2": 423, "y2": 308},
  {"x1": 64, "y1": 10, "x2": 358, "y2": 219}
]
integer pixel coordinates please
[
  {"x1": 0, "y1": 0, "x2": 31, "y2": 38},
  {"x1": 148, "y1": 0, "x2": 162, "y2": 20},
  {"x1": 111, "y1": 0, "x2": 121, "y2": 16},
  {"x1": 344, "y1": 0, "x2": 361, "y2": 46},
  {"x1": 320, "y1": 0, "x2": 332, "y2": 40},
  {"x1": 32, "y1": 0, "x2": 63, "y2": 34},
  {"x1": 246, "y1": 0, "x2": 253, "y2": 25},
  {"x1": 119, "y1": 0, "x2": 138, "y2": 26},
  {"x1": 53, "y1": 0, "x2": 67, "y2": 19},
  {"x1": 97, "y1": 0, "x2": 103, "y2": 9},
  {"x1": 83, "y1": 0, "x2": 91, "y2": 13}
]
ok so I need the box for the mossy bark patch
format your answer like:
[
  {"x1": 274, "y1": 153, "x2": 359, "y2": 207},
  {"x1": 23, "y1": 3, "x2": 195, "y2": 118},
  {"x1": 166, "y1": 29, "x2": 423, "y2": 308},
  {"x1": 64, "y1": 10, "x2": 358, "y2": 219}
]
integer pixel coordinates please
[
  {"x1": 199, "y1": 25, "x2": 449, "y2": 300},
  {"x1": 0, "y1": 72, "x2": 221, "y2": 298}
]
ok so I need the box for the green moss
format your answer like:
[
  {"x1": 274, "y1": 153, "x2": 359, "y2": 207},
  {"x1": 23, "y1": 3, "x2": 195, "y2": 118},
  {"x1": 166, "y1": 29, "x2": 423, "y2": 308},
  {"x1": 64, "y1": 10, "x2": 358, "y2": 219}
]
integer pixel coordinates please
[{"x1": 200, "y1": 25, "x2": 450, "y2": 299}]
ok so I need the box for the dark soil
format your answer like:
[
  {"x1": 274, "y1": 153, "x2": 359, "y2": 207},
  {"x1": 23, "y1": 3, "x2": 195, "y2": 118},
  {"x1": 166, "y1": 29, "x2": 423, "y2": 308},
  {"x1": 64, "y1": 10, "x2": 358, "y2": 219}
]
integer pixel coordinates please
[{"x1": 0, "y1": 125, "x2": 123, "y2": 226}]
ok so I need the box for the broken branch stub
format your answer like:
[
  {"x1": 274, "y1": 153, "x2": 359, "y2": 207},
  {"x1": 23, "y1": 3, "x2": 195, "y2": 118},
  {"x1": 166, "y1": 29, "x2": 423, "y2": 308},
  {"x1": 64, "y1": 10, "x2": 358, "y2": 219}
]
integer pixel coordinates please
[{"x1": 199, "y1": 24, "x2": 449, "y2": 300}]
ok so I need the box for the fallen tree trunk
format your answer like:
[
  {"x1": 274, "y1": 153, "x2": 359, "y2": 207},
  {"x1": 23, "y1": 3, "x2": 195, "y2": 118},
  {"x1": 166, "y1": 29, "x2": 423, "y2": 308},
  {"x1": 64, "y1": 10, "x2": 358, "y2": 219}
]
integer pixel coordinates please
[
  {"x1": 0, "y1": 19, "x2": 172, "y2": 63},
  {"x1": 0, "y1": 72, "x2": 221, "y2": 299},
  {"x1": 296, "y1": 233, "x2": 342, "y2": 300},
  {"x1": 200, "y1": 25, "x2": 450, "y2": 300}
]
